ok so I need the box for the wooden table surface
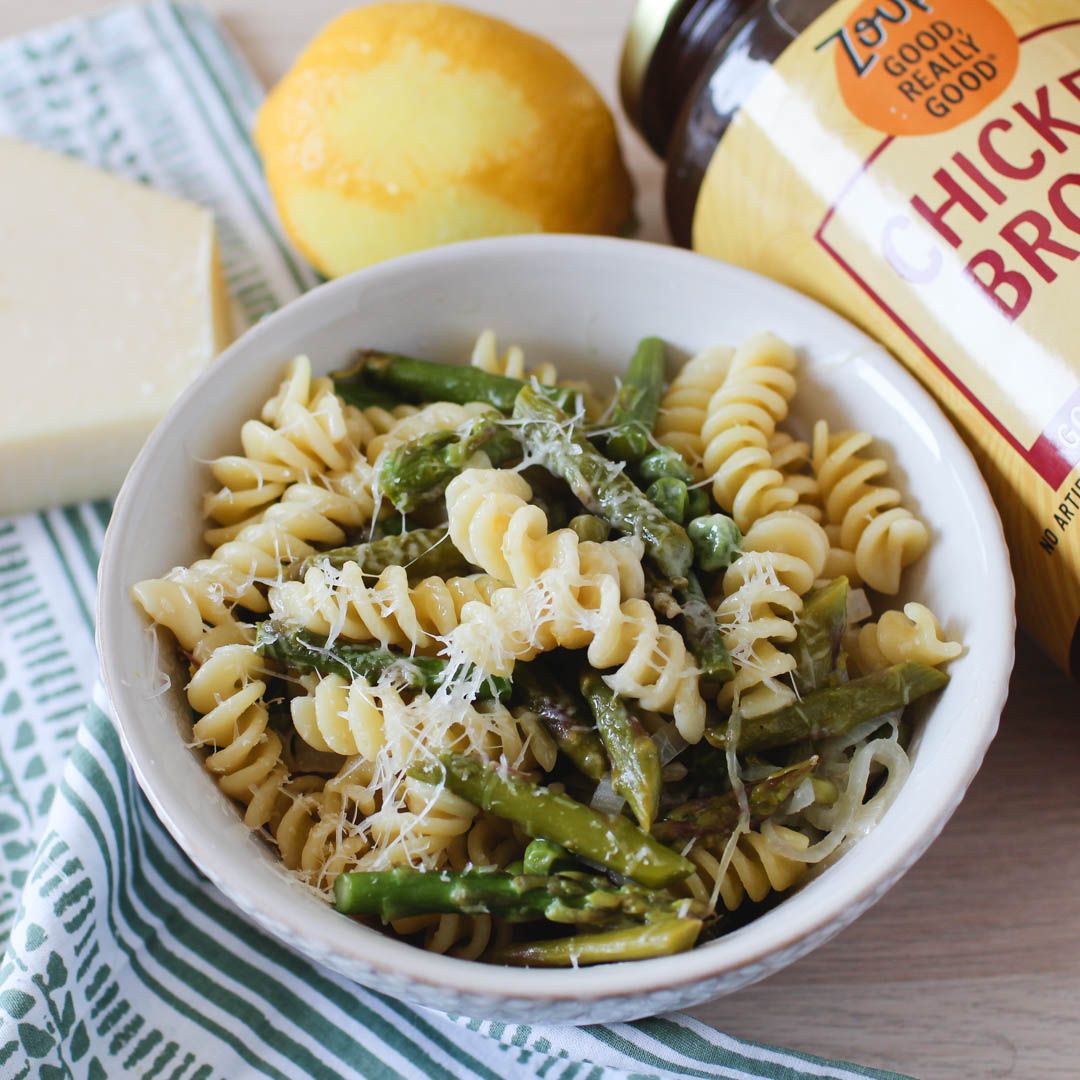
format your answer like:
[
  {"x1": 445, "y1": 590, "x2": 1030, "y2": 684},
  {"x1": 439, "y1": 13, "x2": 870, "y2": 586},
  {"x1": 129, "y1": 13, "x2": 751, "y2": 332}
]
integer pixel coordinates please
[{"x1": 8, "y1": 2, "x2": 1078, "y2": 1077}]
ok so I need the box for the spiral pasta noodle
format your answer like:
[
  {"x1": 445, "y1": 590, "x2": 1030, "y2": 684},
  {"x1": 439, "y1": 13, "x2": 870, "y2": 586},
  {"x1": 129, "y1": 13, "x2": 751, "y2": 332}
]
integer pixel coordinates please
[
  {"x1": 263, "y1": 352, "x2": 418, "y2": 456},
  {"x1": 290, "y1": 673, "x2": 538, "y2": 771},
  {"x1": 811, "y1": 420, "x2": 929, "y2": 595},
  {"x1": 183, "y1": 643, "x2": 354, "y2": 883},
  {"x1": 351, "y1": 403, "x2": 420, "y2": 447},
  {"x1": 469, "y1": 329, "x2": 602, "y2": 414},
  {"x1": 850, "y1": 602, "x2": 962, "y2": 674},
  {"x1": 208, "y1": 358, "x2": 366, "y2": 535},
  {"x1": 715, "y1": 510, "x2": 830, "y2": 717},
  {"x1": 366, "y1": 400, "x2": 497, "y2": 465},
  {"x1": 390, "y1": 909, "x2": 513, "y2": 961},
  {"x1": 270, "y1": 563, "x2": 502, "y2": 653},
  {"x1": 765, "y1": 432, "x2": 861, "y2": 586},
  {"x1": 134, "y1": 471, "x2": 378, "y2": 663},
  {"x1": 768, "y1": 431, "x2": 821, "y2": 519},
  {"x1": 655, "y1": 344, "x2": 733, "y2": 472},
  {"x1": 271, "y1": 776, "x2": 369, "y2": 885},
  {"x1": 702, "y1": 333, "x2": 802, "y2": 531},
  {"x1": 684, "y1": 827, "x2": 810, "y2": 912},
  {"x1": 185, "y1": 644, "x2": 284, "y2": 825},
  {"x1": 291, "y1": 673, "x2": 385, "y2": 758},
  {"x1": 203, "y1": 356, "x2": 366, "y2": 529},
  {"x1": 445, "y1": 468, "x2": 706, "y2": 741},
  {"x1": 470, "y1": 328, "x2": 557, "y2": 385}
]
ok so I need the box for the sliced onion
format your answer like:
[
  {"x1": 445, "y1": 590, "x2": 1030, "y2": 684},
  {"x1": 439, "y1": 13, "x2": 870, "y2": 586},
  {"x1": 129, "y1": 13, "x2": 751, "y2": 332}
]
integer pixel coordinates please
[
  {"x1": 651, "y1": 721, "x2": 688, "y2": 766},
  {"x1": 819, "y1": 709, "x2": 902, "y2": 762},
  {"x1": 590, "y1": 775, "x2": 625, "y2": 815},
  {"x1": 846, "y1": 587, "x2": 873, "y2": 626},
  {"x1": 767, "y1": 735, "x2": 910, "y2": 864},
  {"x1": 786, "y1": 776, "x2": 817, "y2": 814}
]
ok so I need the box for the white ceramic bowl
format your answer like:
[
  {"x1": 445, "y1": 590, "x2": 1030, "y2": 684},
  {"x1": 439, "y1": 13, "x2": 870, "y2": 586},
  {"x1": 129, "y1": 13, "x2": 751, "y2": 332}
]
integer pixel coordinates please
[{"x1": 97, "y1": 235, "x2": 1014, "y2": 1023}]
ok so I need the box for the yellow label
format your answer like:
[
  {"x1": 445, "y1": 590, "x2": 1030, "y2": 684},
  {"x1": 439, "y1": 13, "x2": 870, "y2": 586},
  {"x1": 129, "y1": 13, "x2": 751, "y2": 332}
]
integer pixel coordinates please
[{"x1": 694, "y1": 0, "x2": 1080, "y2": 674}]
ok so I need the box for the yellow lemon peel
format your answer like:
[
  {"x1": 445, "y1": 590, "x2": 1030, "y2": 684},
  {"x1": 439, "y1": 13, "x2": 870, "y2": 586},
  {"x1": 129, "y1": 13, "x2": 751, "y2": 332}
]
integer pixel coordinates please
[{"x1": 256, "y1": 3, "x2": 634, "y2": 277}]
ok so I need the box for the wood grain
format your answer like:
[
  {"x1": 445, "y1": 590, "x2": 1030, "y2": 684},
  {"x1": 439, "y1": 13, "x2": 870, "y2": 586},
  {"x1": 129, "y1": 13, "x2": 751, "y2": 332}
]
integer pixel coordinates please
[{"x1": 5, "y1": 3, "x2": 1078, "y2": 1077}]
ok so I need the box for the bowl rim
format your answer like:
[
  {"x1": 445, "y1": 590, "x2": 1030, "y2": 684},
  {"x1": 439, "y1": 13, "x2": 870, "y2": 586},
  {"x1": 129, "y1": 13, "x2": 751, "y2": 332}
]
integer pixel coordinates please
[{"x1": 97, "y1": 233, "x2": 1015, "y2": 1006}]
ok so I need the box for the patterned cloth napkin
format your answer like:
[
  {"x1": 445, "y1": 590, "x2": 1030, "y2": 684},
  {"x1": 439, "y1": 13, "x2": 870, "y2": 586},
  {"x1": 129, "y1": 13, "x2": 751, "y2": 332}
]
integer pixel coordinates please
[{"x1": 0, "y1": 4, "x2": 912, "y2": 1077}]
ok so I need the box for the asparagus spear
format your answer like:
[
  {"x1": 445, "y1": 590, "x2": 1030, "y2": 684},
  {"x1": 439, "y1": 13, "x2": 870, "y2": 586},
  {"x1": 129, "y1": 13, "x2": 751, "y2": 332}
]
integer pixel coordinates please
[
  {"x1": 520, "y1": 465, "x2": 578, "y2": 532},
  {"x1": 604, "y1": 337, "x2": 667, "y2": 463},
  {"x1": 568, "y1": 514, "x2": 612, "y2": 543},
  {"x1": 687, "y1": 514, "x2": 742, "y2": 573},
  {"x1": 522, "y1": 839, "x2": 576, "y2": 876},
  {"x1": 652, "y1": 759, "x2": 817, "y2": 844},
  {"x1": 513, "y1": 658, "x2": 608, "y2": 781},
  {"x1": 514, "y1": 386, "x2": 694, "y2": 580},
  {"x1": 602, "y1": 445, "x2": 732, "y2": 683},
  {"x1": 377, "y1": 417, "x2": 519, "y2": 512},
  {"x1": 494, "y1": 917, "x2": 703, "y2": 967},
  {"x1": 332, "y1": 382, "x2": 401, "y2": 410},
  {"x1": 333, "y1": 868, "x2": 684, "y2": 926},
  {"x1": 254, "y1": 622, "x2": 511, "y2": 701},
  {"x1": 677, "y1": 573, "x2": 735, "y2": 684},
  {"x1": 579, "y1": 673, "x2": 661, "y2": 832},
  {"x1": 338, "y1": 350, "x2": 579, "y2": 413},
  {"x1": 409, "y1": 754, "x2": 694, "y2": 888},
  {"x1": 706, "y1": 663, "x2": 949, "y2": 753},
  {"x1": 790, "y1": 576, "x2": 849, "y2": 693},
  {"x1": 369, "y1": 514, "x2": 418, "y2": 539},
  {"x1": 294, "y1": 526, "x2": 473, "y2": 581},
  {"x1": 645, "y1": 571, "x2": 734, "y2": 685}
]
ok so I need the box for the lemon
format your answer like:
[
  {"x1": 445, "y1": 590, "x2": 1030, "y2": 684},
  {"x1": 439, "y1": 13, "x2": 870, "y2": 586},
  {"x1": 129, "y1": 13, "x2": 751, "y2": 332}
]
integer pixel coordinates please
[{"x1": 255, "y1": 3, "x2": 635, "y2": 277}]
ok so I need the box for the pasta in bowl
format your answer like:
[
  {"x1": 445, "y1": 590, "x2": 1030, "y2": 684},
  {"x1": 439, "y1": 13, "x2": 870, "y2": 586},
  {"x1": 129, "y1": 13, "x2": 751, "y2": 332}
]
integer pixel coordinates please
[{"x1": 98, "y1": 236, "x2": 1012, "y2": 1021}]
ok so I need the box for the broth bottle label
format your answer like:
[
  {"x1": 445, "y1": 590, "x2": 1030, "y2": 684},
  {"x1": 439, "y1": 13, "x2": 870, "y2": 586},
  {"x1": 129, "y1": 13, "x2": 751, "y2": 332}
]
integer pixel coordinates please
[{"x1": 693, "y1": 0, "x2": 1080, "y2": 673}]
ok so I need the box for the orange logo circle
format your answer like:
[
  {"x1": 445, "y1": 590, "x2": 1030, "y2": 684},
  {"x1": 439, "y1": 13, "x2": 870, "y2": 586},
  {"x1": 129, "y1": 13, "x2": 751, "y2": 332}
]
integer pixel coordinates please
[{"x1": 826, "y1": 0, "x2": 1019, "y2": 135}]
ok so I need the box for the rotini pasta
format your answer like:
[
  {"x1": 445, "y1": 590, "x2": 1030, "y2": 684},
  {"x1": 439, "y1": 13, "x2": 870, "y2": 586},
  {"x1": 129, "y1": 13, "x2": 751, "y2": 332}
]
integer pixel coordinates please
[
  {"x1": 768, "y1": 431, "x2": 821, "y2": 520},
  {"x1": 291, "y1": 674, "x2": 537, "y2": 773},
  {"x1": 470, "y1": 328, "x2": 557, "y2": 385},
  {"x1": 366, "y1": 400, "x2": 497, "y2": 465},
  {"x1": 270, "y1": 563, "x2": 502, "y2": 652},
  {"x1": 391, "y1": 911, "x2": 513, "y2": 962},
  {"x1": 184, "y1": 643, "x2": 354, "y2": 883},
  {"x1": 716, "y1": 510, "x2": 830, "y2": 717},
  {"x1": 134, "y1": 471, "x2": 377, "y2": 662},
  {"x1": 701, "y1": 333, "x2": 802, "y2": 531},
  {"x1": 684, "y1": 827, "x2": 810, "y2": 912},
  {"x1": 655, "y1": 344, "x2": 732, "y2": 472},
  {"x1": 202, "y1": 355, "x2": 375, "y2": 539},
  {"x1": 184, "y1": 643, "x2": 285, "y2": 827},
  {"x1": 850, "y1": 603, "x2": 962, "y2": 674},
  {"x1": 136, "y1": 333, "x2": 959, "y2": 967},
  {"x1": 770, "y1": 431, "x2": 865, "y2": 586},
  {"x1": 811, "y1": 420, "x2": 929, "y2": 595},
  {"x1": 291, "y1": 672, "x2": 385, "y2": 758}
]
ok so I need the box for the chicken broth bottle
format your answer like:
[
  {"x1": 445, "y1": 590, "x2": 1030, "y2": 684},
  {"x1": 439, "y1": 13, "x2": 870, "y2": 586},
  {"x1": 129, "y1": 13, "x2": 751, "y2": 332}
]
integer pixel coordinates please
[{"x1": 623, "y1": 0, "x2": 1080, "y2": 677}]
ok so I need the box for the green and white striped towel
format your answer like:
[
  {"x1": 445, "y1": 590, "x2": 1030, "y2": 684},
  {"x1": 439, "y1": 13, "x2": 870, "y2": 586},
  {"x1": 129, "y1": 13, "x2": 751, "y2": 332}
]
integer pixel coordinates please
[{"x1": 0, "y1": 4, "x2": 912, "y2": 1077}]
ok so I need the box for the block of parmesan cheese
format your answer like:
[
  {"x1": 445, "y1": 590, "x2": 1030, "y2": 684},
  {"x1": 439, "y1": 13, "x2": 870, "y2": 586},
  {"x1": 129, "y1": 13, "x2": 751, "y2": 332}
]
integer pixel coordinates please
[{"x1": 0, "y1": 138, "x2": 231, "y2": 514}]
